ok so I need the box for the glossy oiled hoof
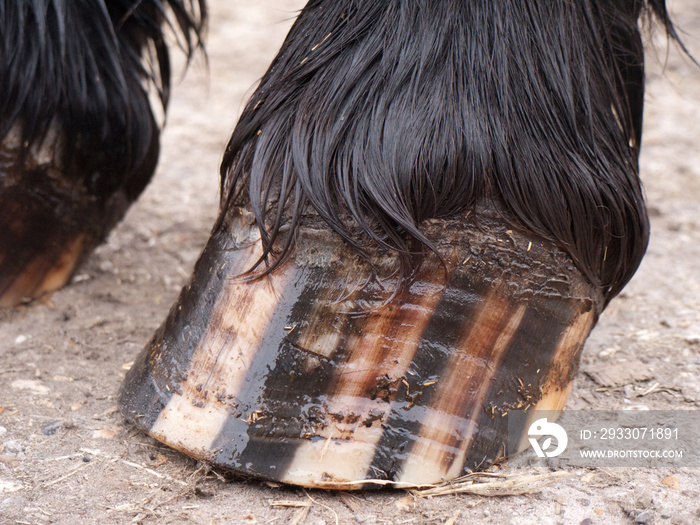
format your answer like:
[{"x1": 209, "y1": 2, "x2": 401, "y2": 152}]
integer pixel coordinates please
[{"x1": 119, "y1": 205, "x2": 605, "y2": 489}]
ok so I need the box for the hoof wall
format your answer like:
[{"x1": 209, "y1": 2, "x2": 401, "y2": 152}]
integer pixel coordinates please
[{"x1": 119, "y1": 207, "x2": 604, "y2": 489}]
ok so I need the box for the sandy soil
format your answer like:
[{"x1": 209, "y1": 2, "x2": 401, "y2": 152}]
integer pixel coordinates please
[{"x1": 1, "y1": 1, "x2": 699, "y2": 523}]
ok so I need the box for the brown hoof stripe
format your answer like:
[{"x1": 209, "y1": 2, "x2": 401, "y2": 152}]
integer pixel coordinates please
[{"x1": 119, "y1": 207, "x2": 603, "y2": 489}]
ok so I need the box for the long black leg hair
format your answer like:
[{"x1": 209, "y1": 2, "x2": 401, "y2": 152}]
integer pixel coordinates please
[
  {"x1": 219, "y1": 0, "x2": 687, "y2": 304},
  {"x1": 0, "y1": 0, "x2": 206, "y2": 200}
]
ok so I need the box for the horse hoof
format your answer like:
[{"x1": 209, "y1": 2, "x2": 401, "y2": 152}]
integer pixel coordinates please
[
  {"x1": 0, "y1": 1, "x2": 205, "y2": 307},
  {"x1": 0, "y1": 124, "x2": 156, "y2": 307},
  {"x1": 118, "y1": 204, "x2": 604, "y2": 489},
  {"x1": 118, "y1": 0, "x2": 678, "y2": 488}
]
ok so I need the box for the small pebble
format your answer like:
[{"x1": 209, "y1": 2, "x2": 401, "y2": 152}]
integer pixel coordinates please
[
  {"x1": 41, "y1": 421, "x2": 63, "y2": 436},
  {"x1": 0, "y1": 480, "x2": 23, "y2": 493},
  {"x1": 92, "y1": 428, "x2": 118, "y2": 439},
  {"x1": 580, "y1": 519, "x2": 592, "y2": 525},
  {"x1": 82, "y1": 456, "x2": 91, "y2": 463},
  {"x1": 685, "y1": 334, "x2": 700, "y2": 345},
  {"x1": 10, "y1": 379, "x2": 50, "y2": 396},
  {"x1": 395, "y1": 496, "x2": 413, "y2": 511},
  {"x1": 484, "y1": 510, "x2": 491, "y2": 517},
  {"x1": 634, "y1": 511, "x2": 652, "y2": 524},
  {"x1": 2, "y1": 441, "x2": 22, "y2": 455},
  {"x1": 0, "y1": 427, "x2": 7, "y2": 438},
  {"x1": 14, "y1": 335, "x2": 28, "y2": 345},
  {"x1": 598, "y1": 347, "x2": 618, "y2": 359},
  {"x1": 99, "y1": 260, "x2": 115, "y2": 273},
  {"x1": 0, "y1": 454, "x2": 20, "y2": 468},
  {"x1": 635, "y1": 495, "x2": 653, "y2": 509},
  {"x1": 355, "y1": 514, "x2": 366, "y2": 523},
  {"x1": 661, "y1": 475, "x2": 680, "y2": 490}
]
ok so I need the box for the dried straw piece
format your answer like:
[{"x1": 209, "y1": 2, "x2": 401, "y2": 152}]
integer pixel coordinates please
[{"x1": 414, "y1": 471, "x2": 571, "y2": 497}]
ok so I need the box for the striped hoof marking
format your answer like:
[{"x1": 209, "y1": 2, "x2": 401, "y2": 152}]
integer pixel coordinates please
[{"x1": 119, "y1": 205, "x2": 604, "y2": 489}]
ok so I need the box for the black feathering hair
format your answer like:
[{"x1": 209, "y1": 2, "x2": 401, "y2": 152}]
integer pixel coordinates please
[
  {"x1": 220, "y1": 0, "x2": 686, "y2": 303},
  {"x1": 0, "y1": 0, "x2": 206, "y2": 199}
]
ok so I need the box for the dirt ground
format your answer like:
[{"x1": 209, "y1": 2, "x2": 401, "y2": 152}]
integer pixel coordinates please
[{"x1": 1, "y1": 1, "x2": 700, "y2": 524}]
